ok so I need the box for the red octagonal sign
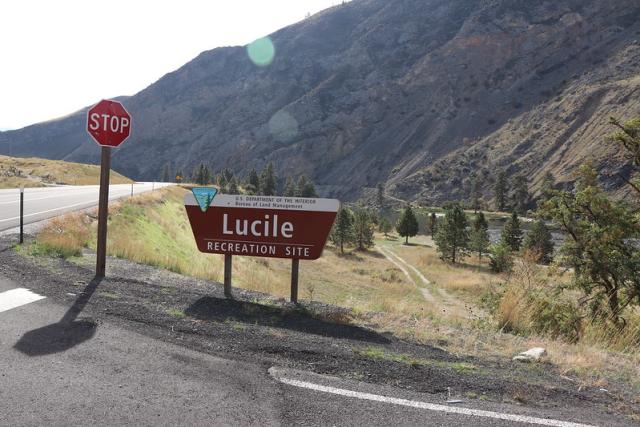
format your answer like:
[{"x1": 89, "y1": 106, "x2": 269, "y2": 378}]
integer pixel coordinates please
[{"x1": 86, "y1": 99, "x2": 132, "y2": 147}]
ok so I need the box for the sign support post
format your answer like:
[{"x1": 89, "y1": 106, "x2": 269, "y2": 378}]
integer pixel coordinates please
[
  {"x1": 291, "y1": 259, "x2": 299, "y2": 303},
  {"x1": 86, "y1": 99, "x2": 132, "y2": 278},
  {"x1": 184, "y1": 192, "x2": 339, "y2": 303},
  {"x1": 224, "y1": 254, "x2": 233, "y2": 298},
  {"x1": 19, "y1": 186, "x2": 24, "y2": 244},
  {"x1": 96, "y1": 146, "x2": 111, "y2": 278}
]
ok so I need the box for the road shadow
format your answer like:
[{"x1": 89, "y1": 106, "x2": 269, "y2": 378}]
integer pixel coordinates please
[
  {"x1": 14, "y1": 277, "x2": 101, "y2": 356},
  {"x1": 185, "y1": 296, "x2": 390, "y2": 344}
]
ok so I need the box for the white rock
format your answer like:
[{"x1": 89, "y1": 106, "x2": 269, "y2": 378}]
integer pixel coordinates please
[{"x1": 512, "y1": 347, "x2": 546, "y2": 362}]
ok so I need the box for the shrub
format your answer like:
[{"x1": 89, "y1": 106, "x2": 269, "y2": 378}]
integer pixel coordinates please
[{"x1": 489, "y1": 242, "x2": 513, "y2": 273}]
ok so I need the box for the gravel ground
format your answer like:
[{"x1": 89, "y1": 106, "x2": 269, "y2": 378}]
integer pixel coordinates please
[{"x1": 1, "y1": 232, "x2": 638, "y2": 423}]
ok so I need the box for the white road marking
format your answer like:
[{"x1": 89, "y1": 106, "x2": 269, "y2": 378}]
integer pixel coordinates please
[
  {"x1": 0, "y1": 199, "x2": 99, "y2": 223},
  {"x1": 275, "y1": 376, "x2": 595, "y2": 427},
  {"x1": 0, "y1": 288, "x2": 46, "y2": 313},
  {"x1": 0, "y1": 186, "x2": 159, "y2": 224}
]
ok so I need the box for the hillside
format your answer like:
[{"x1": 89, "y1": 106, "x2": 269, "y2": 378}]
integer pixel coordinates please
[
  {"x1": 0, "y1": 155, "x2": 132, "y2": 188},
  {"x1": 1, "y1": 0, "x2": 639, "y2": 203}
]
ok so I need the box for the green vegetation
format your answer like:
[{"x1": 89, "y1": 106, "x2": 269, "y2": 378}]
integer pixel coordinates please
[
  {"x1": 542, "y1": 164, "x2": 639, "y2": 325},
  {"x1": 489, "y1": 242, "x2": 513, "y2": 273},
  {"x1": 192, "y1": 163, "x2": 212, "y2": 185},
  {"x1": 512, "y1": 175, "x2": 530, "y2": 216},
  {"x1": 376, "y1": 183, "x2": 385, "y2": 209},
  {"x1": 500, "y1": 211, "x2": 522, "y2": 252},
  {"x1": 161, "y1": 163, "x2": 172, "y2": 182},
  {"x1": 540, "y1": 172, "x2": 555, "y2": 202},
  {"x1": 99, "y1": 291, "x2": 120, "y2": 300},
  {"x1": 27, "y1": 212, "x2": 91, "y2": 258},
  {"x1": 523, "y1": 219, "x2": 554, "y2": 264},
  {"x1": 378, "y1": 217, "x2": 392, "y2": 237},
  {"x1": 283, "y1": 176, "x2": 295, "y2": 197},
  {"x1": 353, "y1": 346, "x2": 477, "y2": 373},
  {"x1": 166, "y1": 308, "x2": 186, "y2": 319},
  {"x1": 426, "y1": 212, "x2": 437, "y2": 236},
  {"x1": 246, "y1": 168, "x2": 261, "y2": 195},
  {"x1": 434, "y1": 203, "x2": 469, "y2": 263},
  {"x1": 331, "y1": 207, "x2": 354, "y2": 253},
  {"x1": 469, "y1": 211, "x2": 490, "y2": 261},
  {"x1": 260, "y1": 162, "x2": 277, "y2": 196},
  {"x1": 352, "y1": 209, "x2": 375, "y2": 250},
  {"x1": 25, "y1": 122, "x2": 640, "y2": 396},
  {"x1": 296, "y1": 175, "x2": 318, "y2": 197},
  {"x1": 396, "y1": 204, "x2": 419, "y2": 244},
  {"x1": 494, "y1": 170, "x2": 507, "y2": 212}
]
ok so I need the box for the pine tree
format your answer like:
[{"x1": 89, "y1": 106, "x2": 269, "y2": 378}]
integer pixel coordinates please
[
  {"x1": 470, "y1": 174, "x2": 481, "y2": 213},
  {"x1": 260, "y1": 162, "x2": 276, "y2": 196},
  {"x1": 246, "y1": 168, "x2": 260, "y2": 195},
  {"x1": 540, "y1": 172, "x2": 556, "y2": 202},
  {"x1": 379, "y1": 217, "x2": 392, "y2": 237},
  {"x1": 217, "y1": 172, "x2": 228, "y2": 192},
  {"x1": 353, "y1": 209, "x2": 375, "y2": 250},
  {"x1": 331, "y1": 207, "x2": 354, "y2": 254},
  {"x1": 227, "y1": 176, "x2": 239, "y2": 194},
  {"x1": 489, "y1": 242, "x2": 513, "y2": 273},
  {"x1": 192, "y1": 164, "x2": 203, "y2": 184},
  {"x1": 283, "y1": 177, "x2": 296, "y2": 197},
  {"x1": 501, "y1": 211, "x2": 523, "y2": 252},
  {"x1": 434, "y1": 203, "x2": 469, "y2": 263},
  {"x1": 297, "y1": 175, "x2": 318, "y2": 197},
  {"x1": 523, "y1": 219, "x2": 554, "y2": 265},
  {"x1": 377, "y1": 183, "x2": 385, "y2": 209},
  {"x1": 512, "y1": 175, "x2": 530, "y2": 216},
  {"x1": 469, "y1": 211, "x2": 490, "y2": 262},
  {"x1": 161, "y1": 163, "x2": 171, "y2": 182},
  {"x1": 494, "y1": 170, "x2": 507, "y2": 212},
  {"x1": 396, "y1": 204, "x2": 419, "y2": 244},
  {"x1": 426, "y1": 212, "x2": 437, "y2": 237},
  {"x1": 202, "y1": 165, "x2": 211, "y2": 185}
]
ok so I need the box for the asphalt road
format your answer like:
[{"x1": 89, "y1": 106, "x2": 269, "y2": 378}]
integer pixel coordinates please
[
  {"x1": 0, "y1": 183, "x2": 172, "y2": 232},
  {"x1": 0, "y1": 275, "x2": 610, "y2": 426}
]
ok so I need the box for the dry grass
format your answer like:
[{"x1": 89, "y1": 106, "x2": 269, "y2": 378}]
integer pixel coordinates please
[
  {"x1": 31, "y1": 212, "x2": 92, "y2": 257},
  {"x1": 0, "y1": 155, "x2": 132, "y2": 188},
  {"x1": 29, "y1": 189, "x2": 640, "y2": 394}
]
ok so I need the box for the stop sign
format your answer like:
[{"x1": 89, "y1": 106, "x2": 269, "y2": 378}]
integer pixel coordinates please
[{"x1": 86, "y1": 99, "x2": 132, "y2": 147}]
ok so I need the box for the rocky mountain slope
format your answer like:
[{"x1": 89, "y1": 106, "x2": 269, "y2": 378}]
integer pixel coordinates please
[{"x1": 1, "y1": 0, "x2": 639, "y2": 203}]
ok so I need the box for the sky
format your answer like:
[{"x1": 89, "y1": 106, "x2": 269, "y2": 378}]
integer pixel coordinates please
[{"x1": 0, "y1": 0, "x2": 340, "y2": 131}]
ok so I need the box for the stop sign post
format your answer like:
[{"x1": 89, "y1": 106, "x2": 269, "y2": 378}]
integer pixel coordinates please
[{"x1": 86, "y1": 99, "x2": 132, "y2": 277}]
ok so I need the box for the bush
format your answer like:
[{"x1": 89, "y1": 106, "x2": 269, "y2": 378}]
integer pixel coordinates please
[
  {"x1": 489, "y1": 242, "x2": 513, "y2": 273},
  {"x1": 495, "y1": 285, "x2": 581, "y2": 343},
  {"x1": 493, "y1": 257, "x2": 582, "y2": 342}
]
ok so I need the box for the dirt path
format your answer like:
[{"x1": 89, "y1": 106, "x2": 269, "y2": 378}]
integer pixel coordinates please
[
  {"x1": 379, "y1": 244, "x2": 476, "y2": 320},
  {"x1": 377, "y1": 245, "x2": 436, "y2": 303}
]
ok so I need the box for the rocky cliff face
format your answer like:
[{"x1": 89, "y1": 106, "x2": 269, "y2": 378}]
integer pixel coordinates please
[{"x1": 1, "y1": 0, "x2": 639, "y2": 203}]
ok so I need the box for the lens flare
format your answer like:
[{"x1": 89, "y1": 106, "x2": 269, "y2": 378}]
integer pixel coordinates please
[
  {"x1": 269, "y1": 110, "x2": 298, "y2": 142},
  {"x1": 247, "y1": 37, "x2": 276, "y2": 67}
]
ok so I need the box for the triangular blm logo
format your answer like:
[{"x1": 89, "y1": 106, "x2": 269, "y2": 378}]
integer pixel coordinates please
[{"x1": 191, "y1": 187, "x2": 218, "y2": 212}]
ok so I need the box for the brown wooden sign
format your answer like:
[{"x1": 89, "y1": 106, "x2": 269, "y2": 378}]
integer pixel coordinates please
[{"x1": 184, "y1": 193, "x2": 339, "y2": 260}]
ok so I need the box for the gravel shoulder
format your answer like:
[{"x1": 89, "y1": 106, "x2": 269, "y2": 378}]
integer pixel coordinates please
[{"x1": 1, "y1": 233, "x2": 638, "y2": 425}]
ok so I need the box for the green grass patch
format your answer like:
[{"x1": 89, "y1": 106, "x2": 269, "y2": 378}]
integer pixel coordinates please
[
  {"x1": 166, "y1": 308, "x2": 186, "y2": 319},
  {"x1": 27, "y1": 241, "x2": 82, "y2": 259},
  {"x1": 98, "y1": 291, "x2": 119, "y2": 300},
  {"x1": 224, "y1": 318, "x2": 247, "y2": 331},
  {"x1": 353, "y1": 346, "x2": 478, "y2": 373}
]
